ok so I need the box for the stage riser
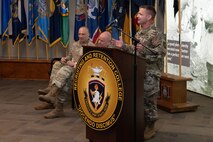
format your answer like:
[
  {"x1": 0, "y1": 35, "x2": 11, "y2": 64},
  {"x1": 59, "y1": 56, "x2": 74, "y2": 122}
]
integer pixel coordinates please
[{"x1": 0, "y1": 60, "x2": 50, "y2": 80}]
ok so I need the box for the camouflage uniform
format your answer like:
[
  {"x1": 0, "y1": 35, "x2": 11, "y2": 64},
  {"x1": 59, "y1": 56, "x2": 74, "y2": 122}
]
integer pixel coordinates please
[
  {"x1": 51, "y1": 40, "x2": 94, "y2": 103},
  {"x1": 123, "y1": 24, "x2": 166, "y2": 126}
]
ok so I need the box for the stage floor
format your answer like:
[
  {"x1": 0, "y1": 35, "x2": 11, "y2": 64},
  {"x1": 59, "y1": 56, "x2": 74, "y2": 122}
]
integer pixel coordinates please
[{"x1": 0, "y1": 79, "x2": 213, "y2": 142}]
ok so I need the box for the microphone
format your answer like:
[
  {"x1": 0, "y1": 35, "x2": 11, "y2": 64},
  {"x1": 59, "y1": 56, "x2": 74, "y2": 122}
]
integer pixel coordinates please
[{"x1": 106, "y1": 19, "x2": 118, "y2": 29}]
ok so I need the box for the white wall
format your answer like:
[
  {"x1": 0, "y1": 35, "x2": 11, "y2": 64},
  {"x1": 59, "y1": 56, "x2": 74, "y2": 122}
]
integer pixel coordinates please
[{"x1": 166, "y1": 0, "x2": 213, "y2": 97}]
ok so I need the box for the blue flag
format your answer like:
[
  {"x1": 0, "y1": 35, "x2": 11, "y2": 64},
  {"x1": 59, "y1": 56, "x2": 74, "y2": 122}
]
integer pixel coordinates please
[
  {"x1": 146, "y1": 0, "x2": 155, "y2": 6},
  {"x1": 1, "y1": 0, "x2": 12, "y2": 42},
  {"x1": 110, "y1": 0, "x2": 119, "y2": 40},
  {"x1": 99, "y1": 0, "x2": 109, "y2": 32},
  {"x1": 12, "y1": 0, "x2": 27, "y2": 45},
  {"x1": 60, "y1": 0, "x2": 69, "y2": 48},
  {"x1": 38, "y1": 0, "x2": 48, "y2": 43},
  {"x1": 111, "y1": 0, "x2": 128, "y2": 40},
  {"x1": 19, "y1": 0, "x2": 27, "y2": 43},
  {"x1": 108, "y1": 0, "x2": 113, "y2": 22},
  {"x1": 12, "y1": 1, "x2": 20, "y2": 44},
  {"x1": 49, "y1": 0, "x2": 61, "y2": 47},
  {"x1": 87, "y1": 0, "x2": 100, "y2": 43},
  {"x1": 74, "y1": 0, "x2": 86, "y2": 41},
  {"x1": 28, "y1": 0, "x2": 38, "y2": 45}
]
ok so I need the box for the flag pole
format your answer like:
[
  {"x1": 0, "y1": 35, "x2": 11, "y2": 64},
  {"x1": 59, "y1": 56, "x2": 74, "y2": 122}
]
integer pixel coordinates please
[
  {"x1": 55, "y1": 45, "x2": 58, "y2": 57},
  {"x1": 178, "y1": 0, "x2": 182, "y2": 77},
  {"x1": 129, "y1": 0, "x2": 132, "y2": 45},
  {"x1": 165, "y1": 0, "x2": 168, "y2": 75},
  {"x1": 7, "y1": 37, "x2": 10, "y2": 60},
  {"x1": 154, "y1": 0, "x2": 157, "y2": 26},
  {"x1": 18, "y1": 42, "x2": 20, "y2": 60},
  {"x1": 45, "y1": 43, "x2": 49, "y2": 60},
  {"x1": 35, "y1": 22, "x2": 39, "y2": 60},
  {"x1": 26, "y1": 35, "x2": 29, "y2": 60}
]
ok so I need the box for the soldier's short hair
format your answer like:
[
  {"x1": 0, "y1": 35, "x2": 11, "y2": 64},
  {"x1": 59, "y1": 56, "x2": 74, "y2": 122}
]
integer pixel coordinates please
[{"x1": 139, "y1": 5, "x2": 156, "y2": 19}]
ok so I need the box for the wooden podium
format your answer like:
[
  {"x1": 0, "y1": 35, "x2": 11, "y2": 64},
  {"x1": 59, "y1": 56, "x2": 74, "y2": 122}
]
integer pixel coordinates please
[
  {"x1": 157, "y1": 73, "x2": 199, "y2": 112},
  {"x1": 83, "y1": 47, "x2": 146, "y2": 142}
]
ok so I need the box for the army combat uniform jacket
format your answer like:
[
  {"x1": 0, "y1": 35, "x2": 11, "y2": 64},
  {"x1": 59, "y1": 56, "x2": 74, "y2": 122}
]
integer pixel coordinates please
[
  {"x1": 122, "y1": 24, "x2": 166, "y2": 96},
  {"x1": 51, "y1": 40, "x2": 94, "y2": 99},
  {"x1": 122, "y1": 24, "x2": 166, "y2": 123}
]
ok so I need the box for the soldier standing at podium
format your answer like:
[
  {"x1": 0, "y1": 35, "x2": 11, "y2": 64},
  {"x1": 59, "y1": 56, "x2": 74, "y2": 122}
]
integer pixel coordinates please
[{"x1": 112, "y1": 5, "x2": 166, "y2": 140}]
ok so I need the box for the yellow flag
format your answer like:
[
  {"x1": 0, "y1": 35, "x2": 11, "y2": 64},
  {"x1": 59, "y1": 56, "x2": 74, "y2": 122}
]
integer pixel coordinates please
[{"x1": 122, "y1": 14, "x2": 130, "y2": 44}]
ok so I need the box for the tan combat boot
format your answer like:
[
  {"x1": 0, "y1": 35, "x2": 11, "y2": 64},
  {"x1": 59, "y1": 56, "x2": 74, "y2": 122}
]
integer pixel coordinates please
[
  {"x1": 44, "y1": 99, "x2": 64, "y2": 119},
  {"x1": 37, "y1": 79, "x2": 52, "y2": 95},
  {"x1": 144, "y1": 123, "x2": 156, "y2": 140},
  {"x1": 34, "y1": 102, "x2": 54, "y2": 110},
  {"x1": 37, "y1": 87, "x2": 50, "y2": 95},
  {"x1": 38, "y1": 85, "x2": 58, "y2": 104}
]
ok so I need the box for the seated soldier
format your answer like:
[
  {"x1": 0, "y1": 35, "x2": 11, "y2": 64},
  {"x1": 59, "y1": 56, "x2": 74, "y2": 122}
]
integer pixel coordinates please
[
  {"x1": 34, "y1": 30, "x2": 113, "y2": 119},
  {"x1": 34, "y1": 26, "x2": 95, "y2": 119},
  {"x1": 96, "y1": 31, "x2": 113, "y2": 48}
]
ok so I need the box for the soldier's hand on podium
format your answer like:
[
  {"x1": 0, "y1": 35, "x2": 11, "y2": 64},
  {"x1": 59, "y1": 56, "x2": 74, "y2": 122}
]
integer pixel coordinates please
[
  {"x1": 112, "y1": 37, "x2": 123, "y2": 48},
  {"x1": 136, "y1": 43, "x2": 144, "y2": 51}
]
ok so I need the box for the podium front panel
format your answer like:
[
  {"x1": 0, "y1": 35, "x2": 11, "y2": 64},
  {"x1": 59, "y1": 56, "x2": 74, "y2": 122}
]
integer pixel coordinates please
[{"x1": 73, "y1": 47, "x2": 145, "y2": 142}]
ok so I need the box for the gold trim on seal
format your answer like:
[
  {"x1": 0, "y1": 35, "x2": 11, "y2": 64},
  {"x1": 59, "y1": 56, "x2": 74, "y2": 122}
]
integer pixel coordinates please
[{"x1": 73, "y1": 50, "x2": 124, "y2": 131}]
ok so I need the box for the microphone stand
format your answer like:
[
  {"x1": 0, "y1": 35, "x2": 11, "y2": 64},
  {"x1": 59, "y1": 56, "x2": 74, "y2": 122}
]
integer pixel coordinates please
[{"x1": 113, "y1": 26, "x2": 141, "y2": 142}]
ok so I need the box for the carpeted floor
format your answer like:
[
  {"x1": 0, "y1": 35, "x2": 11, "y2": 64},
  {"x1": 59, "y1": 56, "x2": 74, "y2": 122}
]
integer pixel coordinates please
[{"x1": 0, "y1": 79, "x2": 213, "y2": 142}]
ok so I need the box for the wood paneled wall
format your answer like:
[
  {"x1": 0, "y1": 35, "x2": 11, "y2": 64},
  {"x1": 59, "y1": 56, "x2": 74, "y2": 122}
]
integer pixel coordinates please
[{"x1": 0, "y1": 59, "x2": 50, "y2": 80}]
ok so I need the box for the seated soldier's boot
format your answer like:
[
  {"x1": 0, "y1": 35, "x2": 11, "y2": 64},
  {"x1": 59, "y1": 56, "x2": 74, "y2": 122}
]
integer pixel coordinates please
[
  {"x1": 37, "y1": 80, "x2": 52, "y2": 95},
  {"x1": 38, "y1": 85, "x2": 58, "y2": 104},
  {"x1": 144, "y1": 123, "x2": 156, "y2": 140},
  {"x1": 44, "y1": 100, "x2": 64, "y2": 119},
  {"x1": 34, "y1": 102, "x2": 54, "y2": 110},
  {"x1": 37, "y1": 87, "x2": 50, "y2": 95}
]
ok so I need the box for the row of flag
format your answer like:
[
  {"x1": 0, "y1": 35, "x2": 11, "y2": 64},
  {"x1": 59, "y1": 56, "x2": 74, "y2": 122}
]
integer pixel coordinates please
[
  {"x1": 0, "y1": 0, "x2": 70, "y2": 48},
  {"x1": 0, "y1": 0, "x2": 157, "y2": 48}
]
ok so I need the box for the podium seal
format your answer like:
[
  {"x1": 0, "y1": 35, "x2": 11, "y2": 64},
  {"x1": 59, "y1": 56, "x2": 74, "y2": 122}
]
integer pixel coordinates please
[{"x1": 73, "y1": 50, "x2": 124, "y2": 131}]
